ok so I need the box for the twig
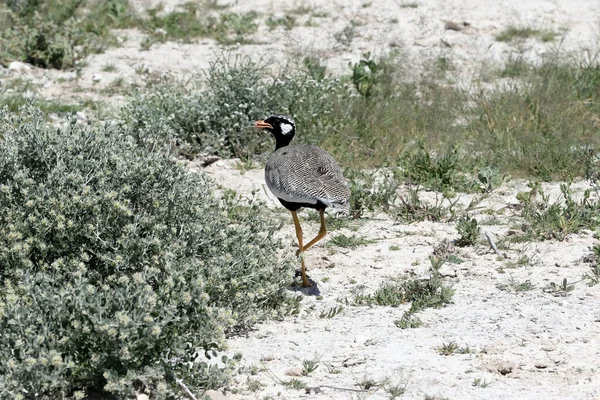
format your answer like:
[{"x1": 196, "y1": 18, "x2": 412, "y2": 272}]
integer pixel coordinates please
[
  {"x1": 485, "y1": 231, "x2": 498, "y2": 254},
  {"x1": 176, "y1": 378, "x2": 198, "y2": 400}
]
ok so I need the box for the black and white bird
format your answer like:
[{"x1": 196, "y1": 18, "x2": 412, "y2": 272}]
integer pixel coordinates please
[{"x1": 253, "y1": 115, "x2": 350, "y2": 287}]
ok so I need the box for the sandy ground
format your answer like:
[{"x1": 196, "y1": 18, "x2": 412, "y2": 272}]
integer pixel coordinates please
[
  {"x1": 2, "y1": 1, "x2": 600, "y2": 399},
  {"x1": 199, "y1": 159, "x2": 600, "y2": 400}
]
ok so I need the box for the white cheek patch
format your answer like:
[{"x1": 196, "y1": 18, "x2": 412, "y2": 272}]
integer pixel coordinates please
[{"x1": 280, "y1": 123, "x2": 293, "y2": 135}]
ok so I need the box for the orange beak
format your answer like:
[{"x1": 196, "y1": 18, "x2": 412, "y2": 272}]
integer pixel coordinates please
[{"x1": 253, "y1": 120, "x2": 273, "y2": 129}]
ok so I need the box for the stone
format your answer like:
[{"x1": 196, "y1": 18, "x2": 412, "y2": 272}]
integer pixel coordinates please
[
  {"x1": 8, "y1": 61, "x2": 32, "y2": 72},
  {"x1": 285, "y1": 367, "x2": 303, "y2": 377}
]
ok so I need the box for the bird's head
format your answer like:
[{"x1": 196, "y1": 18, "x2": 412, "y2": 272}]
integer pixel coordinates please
[{"x1": 253, "y1": 115, "x2": 296, "y2": 148}]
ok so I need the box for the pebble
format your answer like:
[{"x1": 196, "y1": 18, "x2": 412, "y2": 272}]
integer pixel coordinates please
[
  {"x1": 92, "y1": 74, "x2": 102, "y2": 83},
  {"x1": 8, "y1": 61, "x2": 31, "y2": 72},
  {"x1": 204, "y1": 389, "x2": 231, "y2": 400},
  {"x1": 260, "y1": 353, "x2": 275, "y2": 361},
  {"x1": 136, "y1": 395, "x2": 149, "y2": 400},
  {"x1": 285, "y1": 367, "x2": 303, "y2": 377}
]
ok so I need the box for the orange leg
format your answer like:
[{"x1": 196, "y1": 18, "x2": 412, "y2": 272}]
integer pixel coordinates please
[
  {"x1": 291, "y1": 211, "x2": 311, "y2": 287},
  {"x1": 296, "y1": 209, "x2": 327, "y2": 255}
]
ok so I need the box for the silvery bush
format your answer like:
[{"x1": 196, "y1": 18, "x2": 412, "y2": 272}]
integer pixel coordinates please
[{"x1": 0, "y1": 106, "x2": 294, "y2": 398}]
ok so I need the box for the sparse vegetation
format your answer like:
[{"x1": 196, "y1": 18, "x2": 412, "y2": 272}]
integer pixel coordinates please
[
  {"x1": 319, "y1": 305, "x2": 344, "y2": 319},
  {"x1": 496, "y1": 277, "x2": 535, "y2": 292},
  {"x1": 584, "y1": 244, "x2": 600, "y2": 286},
  {"x1": 143, "y1": 4, "x2": 259, "y2": 46},
  {"x1": 355, "y1": 256, "x2": 454, "y2": 328},
  {"x1": 515, "y1": 182, "x2": 600, "y2": 241},
  {"x1": 495, "y1": 26, "x2": 559, "y2": 42},
  {"x1": 329, "y1": 234, "x2": 374, "y2": 249},
  {"x1": 543, "y1": 278, "x2": 576, "y2": 296},
  {"x1": 0, "y1": 0, "x2": 137, "y2": 68},
  {"x1": 266, "y1": 15, "x2": 297, "y2": 31},
  {"x1": 119, "y1": 50, "x2": 600, "y2": 184}
]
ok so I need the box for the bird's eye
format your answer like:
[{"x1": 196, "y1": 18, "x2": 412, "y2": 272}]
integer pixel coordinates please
[{"x1": 280, "y1": 123, "x2": 293, "y2": 135}]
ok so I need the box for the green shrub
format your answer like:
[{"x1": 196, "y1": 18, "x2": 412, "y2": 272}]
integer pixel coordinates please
[
  {"x1": 0, "y1": 105, "x2": 294, "y2": 398},
  {"x1": 0, "y1": 0, "x2": 136, "y2": 68},
  {"x1": 123, "y1": 54, "x2": 341, "y2": 158},
  {"x1": 399, "y1": 143, "x2": 480, "y2": 194}
]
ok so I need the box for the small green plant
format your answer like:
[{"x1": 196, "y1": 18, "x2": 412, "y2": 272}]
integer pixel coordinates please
[
  {"x1": 389, "y1": 244, "x2": 401, "y2": 251},
  {"x1": 102, "y1": 63, "x2": 118, "y2": 72},
  {"x1": 357, "y1": 376, "x2": 380, "y2": 390},
  {"x1": 319, "y1": 305, "x2": 344, "y2": 319},
  {"x1": 334, "y1": 23, "x2": 356, "y2": 47},
  {"x1": 246, "y1": 378, "x2": 264, "y2": 392},
  {"x1": 472, "y1": 378, "x2": 490, "y2": 388},
  {"x1": 346, "y1": 169, "x2": 398, "y2": 218},
  {"x1": 584, "y1": 244, "x2": 600, "y2": 286},
  {"x1": 455, "y1": 216, "x2": 480, "y2": 246},
  {"x1": 477, "y1": 165, "x2": 503, "y2": 191},
  {"x1": 329, "y1": 234, "x2": 374, "y2": 249},
  {"x1": 544, "y1": 278, "x2": 576, "y2": 296},
  {"x1": 282, "y1": 378, "x2": 306, "y2": 390},
  {"x1": 400, "y1": 143, "x2": 480, "y2": 194},
  {"x1": 384, "y1": 380, "x2": 407, "y2": 399},
  {"x1": 497, "y1": 277, "x2": 535, "y2": 292},
  {"x1": 457, "y1": 346, "x2": 473, "y2": 354},
  {"x1": 350, "y1": 52, "x2": 380, "y2": 98},
  {"x1": 325, "y1": 363, "x2": 341, "y2": 374},
  {"x1": 495, "y1": 26, "x2": 558, "y2": 42},
  {"x1": 266, "y1": 15, "x2": 296, "y2": 30},
  {"x1": 437, "y1": 341, "x2": 459, "y2": 356},
  {"x1": 301, "y1": 360, "x2": 319, "y2": 376}
]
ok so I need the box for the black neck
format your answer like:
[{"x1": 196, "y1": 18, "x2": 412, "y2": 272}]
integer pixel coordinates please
[{"x1": 274, "y1": 133, "x2": 294, "y2": 150}]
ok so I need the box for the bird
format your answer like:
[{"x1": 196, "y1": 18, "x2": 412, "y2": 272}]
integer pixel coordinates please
[{"x1": 253, "y1": 115, "x2": 350, "y2": 287}]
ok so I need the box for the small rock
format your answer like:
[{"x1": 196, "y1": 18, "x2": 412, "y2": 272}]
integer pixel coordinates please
[
  {"x1": 305, "y1": 386, "x2": 322, "y2": 394},
  {"x1": 76, "y1": 111, "x2": 87, "y2": 121},
  {"x1": 260, "y1": 353, "x2": 275, "y2": 361},
  {"x1": 439, "y1": 264, "x2": 457, "y2": 278},
  {"x1": 92, "y1": 74, "x2": 102, "y2": 83},
  {"x1": 136, "y1": 395, "x2": 149, "y2": 400},
  {"x1": 443, "y1": 20, "x2": 471, "y2": 31},
  {"x1": 535, "y1": 363, "x2": 548, "y2": 369},
  {"x1": 497, "y1": 363, "x2": 514, "y2": 375},
  {"x1": 343, "y1": 358, "x2": 366, "y2": 368},
  {"x1": 204, "y1": 389, "x2": 231, "y2": 400},
  {"x1": 8, "y1": 61, "x2": 31, "y2": 72},
  {"x1": 285, "y1": 367, "x2": 303, "y2": 377}
]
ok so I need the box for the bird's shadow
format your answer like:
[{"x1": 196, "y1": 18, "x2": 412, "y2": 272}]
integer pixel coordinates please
[{"x1": 287, "y1": 270, "x2": 321, "y2": 296}]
